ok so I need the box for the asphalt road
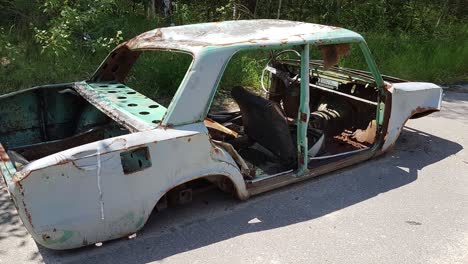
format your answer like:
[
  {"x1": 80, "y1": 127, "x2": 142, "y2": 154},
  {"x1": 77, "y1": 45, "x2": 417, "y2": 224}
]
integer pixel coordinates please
[{"x1": 1, "y1": 90, "x2": 467, "y2": 264}]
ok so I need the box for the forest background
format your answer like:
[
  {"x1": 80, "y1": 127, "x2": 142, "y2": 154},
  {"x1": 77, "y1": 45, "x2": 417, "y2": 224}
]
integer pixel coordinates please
[{"x1": 0, "y1": 0, "x2": 466, "y2": 96}]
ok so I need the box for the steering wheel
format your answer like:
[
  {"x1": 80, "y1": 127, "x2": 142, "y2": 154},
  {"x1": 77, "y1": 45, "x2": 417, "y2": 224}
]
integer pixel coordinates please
[{"x1": 261, "y1": 49, "x2": 301, "y2": 94}]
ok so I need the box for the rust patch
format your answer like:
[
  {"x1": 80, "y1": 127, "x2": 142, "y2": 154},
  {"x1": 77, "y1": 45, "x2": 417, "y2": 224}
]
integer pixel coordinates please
[
  {"x1": 384, "y1": 82, "x2": 392, "y2": 90},
  {"x1": 377, "y1": 89, "x2": 392, "y2": 151},
  {"x1": 319, "y1": 43, "x2": 350, "y2": 69},
  {"x1": 173, "y1": 134, "x2": 193, "y2": 141},
  {"x1": 0, "y1": 143, "x2": 10, "y2": 162},
  {"x1": 12, "y1": 172, "x2": 26, "y2": 184},
  {"x1": 410, "y1": 106, "x2": 439, "y2": 119},
  {"x1": 298, "y1": 152, "x2": 305, "y2": 165},
  {"x1": 300, "y1": 112, "x2": 308, "y2": 122},
  {"x1": 293, "y1": 34, "x2": 307, "y2": 42},
  {"x1": 162, "y1": 123, "x2": 174, "y2": 130},
  {"x1": 334, "y1": 131, "x2": 368, "y2": 149},
  {"x1": 91, "y1": 46, "x2": 141, "y2": 83},
  {"x1": 126, "y1": 30, "x2": 164, "y2": 47},
  {"x1": 155, "y1": 28, "x2": 163, "y2": 38},
  {"x1": 22, "y1": 200, "x2": 34, "y2": 228},
  {"x1": 352, "y1": 120, "x2": 377, "y2": 144},
  {"x1": 412, "y1": 106, "x2": 431, "y2": 114},
  {"x1": 16, "y1": 181, "x2": 25, "y2": 196}
]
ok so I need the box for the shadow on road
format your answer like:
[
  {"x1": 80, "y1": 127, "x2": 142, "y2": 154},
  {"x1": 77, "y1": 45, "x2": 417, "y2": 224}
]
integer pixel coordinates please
[
  {"x1": 435, "y1": 91, "x2": 468, "y2": 124},
  {"x1": 3, "y1": 126, "x2": 462, "y2": 263},
  {"x1": 0, "y1": 181, "x2": 34, "y2": 259}
]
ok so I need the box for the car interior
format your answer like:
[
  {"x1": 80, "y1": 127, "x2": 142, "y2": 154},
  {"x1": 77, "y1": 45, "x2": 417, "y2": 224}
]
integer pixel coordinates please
[{"x1": 206, "y1": 44, "x2": 380, "y2": 179}]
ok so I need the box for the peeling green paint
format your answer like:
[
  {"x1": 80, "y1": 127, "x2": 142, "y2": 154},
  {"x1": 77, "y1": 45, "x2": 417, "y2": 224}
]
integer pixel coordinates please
[
  {"x1": 135, "y1": 216, "x2": 145, "y2": 229},
  {"x1": 42, "y1": 230, "x2": 74, "y2": 245},
  {"x1": 84, "y1": 82, "x2": 167, "y2": 126},
  {"x1": 296, "y1": 44, "x2": 310, "y2": 176}
]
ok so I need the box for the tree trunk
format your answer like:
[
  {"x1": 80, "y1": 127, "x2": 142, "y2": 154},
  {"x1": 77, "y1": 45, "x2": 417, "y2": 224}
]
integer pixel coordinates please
[
  {"x1": 336, "y1": 0, "x2": 341, "y2": 23},
  {"x1": 435, "y1": 0, "x2": 448, "y2": 29},
  {"x1": 163, "y1": 0, "x2": 172, "y2": 18},
  {"x1": 150, "y1": 0, "x2": 156, "y2": 18},
  {"x1": 277, "y1": 0, "x2": 282, "y2": 19},
  {"x1": 253, "y1": 0, "x2": 259, "y2": 18},
  {"x1": 266, "y1": 0, "x2": 271, "y2": 18},
  {"x1": 233, "y1": 0, "x2": 237, "y2": 20}
]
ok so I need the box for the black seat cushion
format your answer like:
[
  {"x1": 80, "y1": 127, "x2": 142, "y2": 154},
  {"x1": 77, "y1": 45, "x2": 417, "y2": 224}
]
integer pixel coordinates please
[{"x1": 231, "y1": 86, "x2": 296, "y2": 167}]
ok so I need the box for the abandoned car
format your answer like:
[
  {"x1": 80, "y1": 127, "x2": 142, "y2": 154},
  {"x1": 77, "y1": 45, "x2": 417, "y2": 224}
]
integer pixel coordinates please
[{"x1": 0, "y1": 20, "x2": 442, "y2": 250}]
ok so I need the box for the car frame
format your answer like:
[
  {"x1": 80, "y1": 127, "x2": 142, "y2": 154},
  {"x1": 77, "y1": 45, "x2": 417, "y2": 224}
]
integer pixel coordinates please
[{"x1": 0, "y1": 20, "x2": 442, "y2": 250}]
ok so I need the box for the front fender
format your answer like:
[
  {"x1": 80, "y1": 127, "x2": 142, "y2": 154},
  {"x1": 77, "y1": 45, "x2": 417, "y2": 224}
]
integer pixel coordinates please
[{"x1": 382, "y1": 82, "x2": 442, "y2": 151}]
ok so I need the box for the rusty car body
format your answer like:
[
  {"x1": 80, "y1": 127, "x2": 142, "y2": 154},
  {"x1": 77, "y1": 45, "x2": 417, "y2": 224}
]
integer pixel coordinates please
[{"x1": 0, "y1": 20, "x2": 442, "y2": 250}]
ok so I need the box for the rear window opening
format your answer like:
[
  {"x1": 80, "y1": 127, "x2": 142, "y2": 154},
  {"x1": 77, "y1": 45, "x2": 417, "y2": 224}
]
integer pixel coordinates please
[{"x1": 124, "y1": 50, "x2": 193, "y2": 107}]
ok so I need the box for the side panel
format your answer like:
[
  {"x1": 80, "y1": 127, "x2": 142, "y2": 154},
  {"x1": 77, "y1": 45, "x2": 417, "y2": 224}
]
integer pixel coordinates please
[
  {"x1": 382, "y1": 82, "x2": 442, "y2": 151},
  {"x1": 5, "y1": 123, "x2": 248, "y2": 250}
]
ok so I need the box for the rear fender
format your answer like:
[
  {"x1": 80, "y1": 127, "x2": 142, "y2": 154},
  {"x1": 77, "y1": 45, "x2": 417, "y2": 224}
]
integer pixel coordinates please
[{"x1": 2, "y1": 126, "x2": 248, "y2": 250}]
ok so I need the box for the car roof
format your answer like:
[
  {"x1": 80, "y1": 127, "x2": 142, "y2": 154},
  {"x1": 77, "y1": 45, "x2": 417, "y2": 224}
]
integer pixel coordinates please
[{"x1": 123, "y1": 19, "x2": 363, "y2": 53}]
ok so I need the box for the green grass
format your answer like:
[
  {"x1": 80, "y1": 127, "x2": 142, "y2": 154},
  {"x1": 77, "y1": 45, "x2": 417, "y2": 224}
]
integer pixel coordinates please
[
  {"x1": 365, "y1": 32, "x2": 468, "y2": 83},
  {"x1": 125, "y1": 51, "x2": 193, "y2": 102},
  {"x1": 1, "y1": 23, "x2": 467, "y2": 97},
  {"x1": 0, "y1": 42, "x2": 107, "y2": 94}
]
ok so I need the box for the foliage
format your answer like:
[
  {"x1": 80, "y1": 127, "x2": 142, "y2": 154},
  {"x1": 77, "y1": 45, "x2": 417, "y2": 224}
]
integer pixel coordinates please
[
  {"x1": 0, "y1": 0, "x2": 467, "y2": 96},
  {"x1": 0, "y1": 27, "x2": 20, "y2": 61},
  {"x1": 32, "y1": 0, "x2": 123, "y2": 55},
  {"x1": 125, "y1": 51, "x2": 193, "y2": 102}
]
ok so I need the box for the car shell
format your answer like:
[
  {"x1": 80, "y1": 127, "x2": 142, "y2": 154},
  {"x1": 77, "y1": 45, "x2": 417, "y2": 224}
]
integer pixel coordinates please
[{"x1": 0, "y1": 20, "x2": 442, "y2": 249}]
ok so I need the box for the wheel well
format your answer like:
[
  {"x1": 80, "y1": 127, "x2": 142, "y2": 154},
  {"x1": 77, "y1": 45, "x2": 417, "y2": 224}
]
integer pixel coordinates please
[
  {"x1": 410, "y1": 109, "x2": 439, "y2": 119},
  {"x1": 153, "y1": 175, "x2": 239, "y2": 212}
]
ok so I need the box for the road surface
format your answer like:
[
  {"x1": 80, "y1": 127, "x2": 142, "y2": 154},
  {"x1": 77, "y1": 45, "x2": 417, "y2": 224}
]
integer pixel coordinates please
[{"x1": 0, "y1": 90, "x2": 467, "y2": 264}]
